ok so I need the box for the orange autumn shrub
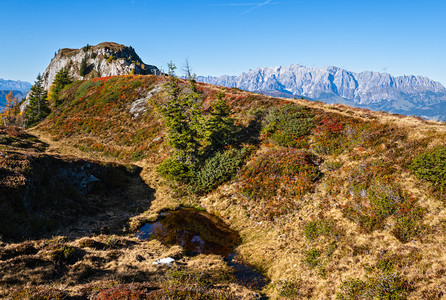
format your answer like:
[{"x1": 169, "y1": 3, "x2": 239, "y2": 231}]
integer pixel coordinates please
[{"x1": 238, "y1": 149, "x2": 321, "y2": 220}]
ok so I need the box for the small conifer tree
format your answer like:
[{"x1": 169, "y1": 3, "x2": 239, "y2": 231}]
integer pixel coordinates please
[
  {"x1": 167, "y1": 61, "x2": 176, "y2": 77},
  {"x1": 25, "y1": 74, "x2": 50, "y2": 128},
  {"x1": 50, "y1": 68, "x2": 72, "y2": 106},
  {"x1": 79, "y1": 55, "x2": 88, "y2": 77},
  {"x1": 204, "y1": 92, "x2": 237, "y2": 151},
  {"x1": 161, "y1": 67, "x2": 202, "y2": 164}
]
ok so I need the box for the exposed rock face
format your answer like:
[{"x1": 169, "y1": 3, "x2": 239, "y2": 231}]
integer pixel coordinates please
[
  {"x1": 40, "y1": 42, "x2": 159, "y2": 91},
  {"x1": 198, "y1": 64, "x2": 446, "y2": 120}
]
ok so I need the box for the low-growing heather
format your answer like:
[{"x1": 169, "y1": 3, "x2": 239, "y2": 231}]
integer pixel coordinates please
[
  {"x1": 238, "y1": 149, "x2": 321, "y2": 220},
  {"x1": 303, "y1": 218, "x2": 343, "y2": 241},
  {"x1": 262, "y1": 104, "x2": 314, "y2": 148},
  {"x1": 279, "y1": 280, "x2": 301, "y2": 298},
  {"x1": 392, "y1": 197, "x2": 427, "y2": 243},
  {"x1": 161, "y1": 270, "x2": 234, "y2": 300},
  {"x1": 410, "y1": 145, "x2": 446, "y2": 192},
  {"x1": 310, "y1": 113, "x2": 408, "y2": 157},
  {"x1": 239, "y1": 149, "x2": 321, "y2": 198},
  {"x1": 312, "y1": 116, "x2": 346, "y2": 155},
  {"x1": 88, "y1": 283, "x2": 150, "y2": 300},
  {"x1": 342, "y1": 161, "x2": 426, "y2": 241},
  {"x1": 7, "y1": 286, "x2": 67, "y2": 300},
  {"x1": 40, "y1": 75, "x2": 163, "y2": 161},
  {"x1": 303, "y1": 248, "x2": 322, "y2": 268},
  {"x1": 337, "y1": 272, "x2": 411, "y2": 300}
]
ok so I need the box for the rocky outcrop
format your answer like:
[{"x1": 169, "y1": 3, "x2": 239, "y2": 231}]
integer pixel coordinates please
[
  {"x1": 198, "y1": 64, "x2": 446, "y2": 120},
  {"x1": 40, "y1": 42, "x2": 159, "y2": 91}
]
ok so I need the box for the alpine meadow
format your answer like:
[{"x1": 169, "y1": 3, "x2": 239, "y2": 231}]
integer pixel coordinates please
[{"x1": 1, "y1": 1, "x2": 446, "y2": 299}]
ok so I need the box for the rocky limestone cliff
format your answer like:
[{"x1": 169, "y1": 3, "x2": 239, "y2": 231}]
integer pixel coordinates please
[
  {"x1": 198, "y1": 64, "x2": 446, "y2": 120},
  {"x1": 40, "y1": 42, "x2": 159, "y2": 91}
]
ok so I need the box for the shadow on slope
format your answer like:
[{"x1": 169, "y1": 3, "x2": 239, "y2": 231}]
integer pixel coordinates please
[{"x1": 0, "y1": 126, "x2": 155, "y2": 242}]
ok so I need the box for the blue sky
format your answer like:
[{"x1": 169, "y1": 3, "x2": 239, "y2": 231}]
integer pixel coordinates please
[{"x1": 1, "y1": 0, "x2": 445, "y2": 85}]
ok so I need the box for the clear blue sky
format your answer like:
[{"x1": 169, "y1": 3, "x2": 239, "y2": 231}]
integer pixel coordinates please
[{"x1": 1, "y1": 0, "x2": 445, "y2": 86}]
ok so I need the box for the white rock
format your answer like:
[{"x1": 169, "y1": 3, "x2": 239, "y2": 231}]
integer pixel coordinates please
[
  {"x1": 152, "y1": 257, "x2": 175, "y2": 266},
  {"x1": 128, "y1": 85, "x2": 162, "y2": 118}
]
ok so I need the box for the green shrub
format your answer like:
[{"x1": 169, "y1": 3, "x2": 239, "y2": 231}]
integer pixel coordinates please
[
  {"x1": 192, "y1": 147, "x2": 252, "y2": 194},
  {"x1": 410, "y1": 145, "x2": 446, "y2": 191},
  {"x1": 49, "y1": 245, "x2": 77, "y2": 263},
  {"x1": 323, "y1": 160, "x2": 343, "y2": 171},
  {"x1": 342, "y1": 161, "x2": 426, "y2": 241},
  {"x1": 303, "y1": 218, "x2": 342, "y2": 241},
  {"x1": 304, "y1": 249, "x2": 321, "y2": 268},
  {"x1": 279, "y1": 280, "x2": 300, "y2": 297},
  {"x1": 262, "y1": 104, "x2": 314, "y2": 148},
  {"x1": 337, "y1": 273, "x2": 410, "y2": 300},
  {"x1": 343, "y1": 180, "x2": 405, "y2": 233},
  {"x1": 392, "y1": 198, "x2": 426, "y2": 243},
  {"x1": 337, "y1": 278, "x2": 370, "y2": 300},
  {"x1": 376, "y1": 257, "x2": 395, "y2": 274},
  {"x1": 156, "y1": 157, "x2": 195, "y2": 183},
  {"x1": 74, "y1": 80, "x2": 101, "y2": 103}
]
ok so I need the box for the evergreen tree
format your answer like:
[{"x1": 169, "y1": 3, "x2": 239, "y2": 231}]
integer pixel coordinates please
[
  {"x1": 205, "y1": 92, "x2": 237, "y2": 151},
  {"x1": 25, "y1": 74, "x2": 50, "y2": 128},
  {"x1": 167, "y1": 61, "x2": 177, "y2": 77},
  {"x1": 50, "y1": 68, "x2": 72, "y2": 106},
  {"x1": 161, "y1": 72, "x2": 202, "y2": 164},
  {"x1": 79, "y1": 55, "x2": 88, "y2": 77}
]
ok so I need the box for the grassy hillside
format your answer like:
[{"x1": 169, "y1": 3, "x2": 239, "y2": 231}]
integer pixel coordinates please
[
  {"x1": 9, "y1": 74, "x2": 446, "y2": 298},
  {"x1": 0, "y1": 127, "x2": 257, "y2": 299}
]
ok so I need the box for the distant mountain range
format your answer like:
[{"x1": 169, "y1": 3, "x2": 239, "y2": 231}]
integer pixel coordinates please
[
  {"x1": 0, "y1": 78, "x2": 32, "y2": 92},
  {"x1": 0, "y1": 79, "x2": 31, "y2": 110},
  {"x1": 198, "y1": 65, "x2": 446, "y2": 121}
]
